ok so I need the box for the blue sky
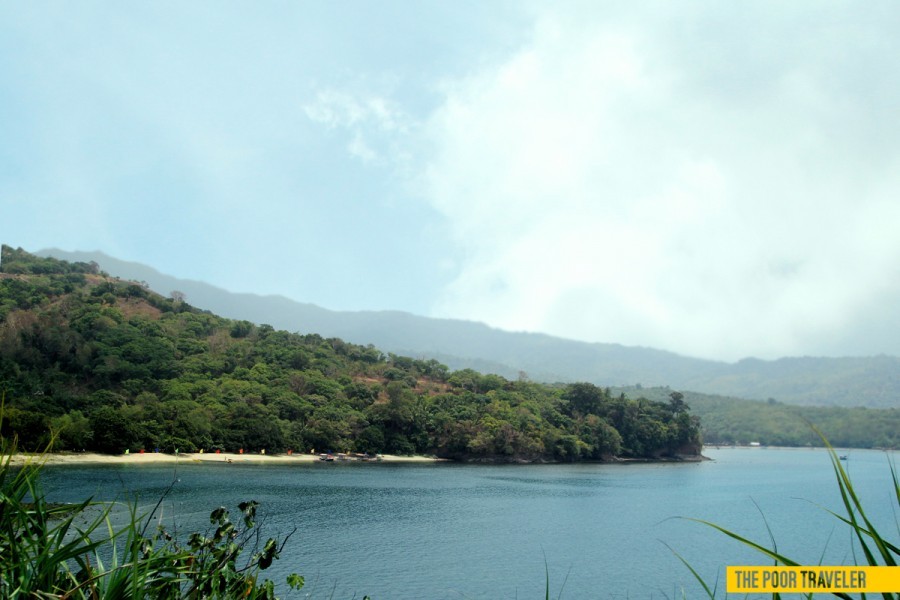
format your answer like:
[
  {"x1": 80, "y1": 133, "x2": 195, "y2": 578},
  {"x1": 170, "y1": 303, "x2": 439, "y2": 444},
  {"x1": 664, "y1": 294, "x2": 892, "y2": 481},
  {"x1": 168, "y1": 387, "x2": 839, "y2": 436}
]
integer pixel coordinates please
[{"x1": 3, "y1": 1, "x2": 900, "y2": 361}]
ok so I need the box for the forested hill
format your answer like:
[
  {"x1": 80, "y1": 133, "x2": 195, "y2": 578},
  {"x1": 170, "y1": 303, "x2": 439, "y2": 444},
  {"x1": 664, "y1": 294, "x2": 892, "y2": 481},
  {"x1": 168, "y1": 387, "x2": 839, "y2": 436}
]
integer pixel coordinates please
[
  {"x1": 0, "y1": 246, "x2": 701, "y2": 460},
  {"x1": 40, "y1": 249, "x2": 900, "y2": 408},
  {"x1": 612, "y1": 386, "x2": 900, "y2": 450}
]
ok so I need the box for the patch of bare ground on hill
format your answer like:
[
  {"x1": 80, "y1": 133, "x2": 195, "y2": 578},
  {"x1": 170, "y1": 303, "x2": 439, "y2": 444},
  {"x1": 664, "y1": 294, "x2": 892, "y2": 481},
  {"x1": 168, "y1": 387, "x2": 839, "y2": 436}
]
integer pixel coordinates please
[{"x1": 115, "y1": 297, "x2": 162, "y2": 320}]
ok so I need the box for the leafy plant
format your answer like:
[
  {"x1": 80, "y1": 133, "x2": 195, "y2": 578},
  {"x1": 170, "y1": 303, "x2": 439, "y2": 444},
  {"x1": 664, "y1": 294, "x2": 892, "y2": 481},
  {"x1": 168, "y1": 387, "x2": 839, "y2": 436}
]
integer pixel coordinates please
[{"x1": 0, "y1": 420, "x2": 303, "y2": 599}]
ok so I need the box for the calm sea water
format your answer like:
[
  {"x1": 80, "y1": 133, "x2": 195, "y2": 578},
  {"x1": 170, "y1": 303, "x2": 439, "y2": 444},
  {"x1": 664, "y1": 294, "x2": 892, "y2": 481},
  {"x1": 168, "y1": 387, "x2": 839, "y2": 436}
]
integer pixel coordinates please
[{"x1": 37, "y1": 448, "x2": 898, "y2": 599}]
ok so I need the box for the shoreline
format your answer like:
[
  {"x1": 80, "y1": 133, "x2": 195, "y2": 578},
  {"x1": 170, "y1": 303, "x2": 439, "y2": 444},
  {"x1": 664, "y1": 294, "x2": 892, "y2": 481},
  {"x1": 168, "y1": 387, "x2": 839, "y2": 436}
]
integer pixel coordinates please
[
  {"x1": 9, "y1": 451, "x2": 445, "y2": 466},
  {"x1": 8, "y1": 451, "x2": 712, "y2": 466}
]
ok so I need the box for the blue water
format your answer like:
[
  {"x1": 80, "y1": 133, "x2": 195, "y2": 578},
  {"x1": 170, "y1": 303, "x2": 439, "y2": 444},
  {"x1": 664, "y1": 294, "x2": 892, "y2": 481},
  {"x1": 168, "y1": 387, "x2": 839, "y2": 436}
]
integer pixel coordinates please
[{"x1": 37, "y1": 448, "x2": 898, "y2": 599}]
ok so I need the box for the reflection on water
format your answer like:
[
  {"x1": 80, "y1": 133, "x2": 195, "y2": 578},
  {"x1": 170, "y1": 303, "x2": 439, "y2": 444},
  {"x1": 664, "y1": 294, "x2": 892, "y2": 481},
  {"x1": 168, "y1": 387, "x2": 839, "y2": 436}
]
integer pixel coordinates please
[{"x1": 37, "y1": 448, "x2": 897, "y2": 599}]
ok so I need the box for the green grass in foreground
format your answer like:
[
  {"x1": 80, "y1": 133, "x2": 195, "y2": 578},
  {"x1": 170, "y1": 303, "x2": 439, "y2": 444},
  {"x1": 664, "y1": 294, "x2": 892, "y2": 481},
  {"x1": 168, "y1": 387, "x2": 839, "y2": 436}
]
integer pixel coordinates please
[
  {"x1": 0, "y1": 430, "x2": 309, "y2": 598},
  {"x1": 671, "y1": 428, "x2": 899, "y2": 599}
]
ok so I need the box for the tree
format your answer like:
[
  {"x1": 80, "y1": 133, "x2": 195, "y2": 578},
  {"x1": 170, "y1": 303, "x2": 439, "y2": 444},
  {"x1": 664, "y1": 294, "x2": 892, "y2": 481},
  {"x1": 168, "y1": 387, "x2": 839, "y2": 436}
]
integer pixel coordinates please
[
  {"x1": 49, "y1": 411, "x2": 93, "y2": 450},
  {"x1": 89, "y1": 406, "x2": 142, "y2": 453},
  {"x1": 563, "y1": 382, "x2": 606, "y2": 417},
  {"x1": 669, "y1": 391, "x2": 689, "y2": 413}
]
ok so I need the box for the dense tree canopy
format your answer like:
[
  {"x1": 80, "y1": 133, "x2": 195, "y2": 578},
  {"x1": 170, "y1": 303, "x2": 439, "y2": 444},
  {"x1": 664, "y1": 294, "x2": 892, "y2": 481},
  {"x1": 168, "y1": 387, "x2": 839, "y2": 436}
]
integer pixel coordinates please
[
  {"x1": 0, "y1": 246, "x2": 701, "y2": 460},
  {"x1": 614, "y1": 385, "x2": 900, "y2": 449}
]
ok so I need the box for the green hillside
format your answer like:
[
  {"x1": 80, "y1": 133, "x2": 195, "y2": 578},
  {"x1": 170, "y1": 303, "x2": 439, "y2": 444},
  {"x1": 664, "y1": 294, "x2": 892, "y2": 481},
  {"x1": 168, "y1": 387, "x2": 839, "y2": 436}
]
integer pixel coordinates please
[
  {"x1": 615, "y1": 386, "x2": 900, "y2": 449},
  {"x1": 0, "y1": 246, "x2": 700, "y2": 461},
  {"x1": 42, "y1": 248, "x2": 900, "y2": 408}
]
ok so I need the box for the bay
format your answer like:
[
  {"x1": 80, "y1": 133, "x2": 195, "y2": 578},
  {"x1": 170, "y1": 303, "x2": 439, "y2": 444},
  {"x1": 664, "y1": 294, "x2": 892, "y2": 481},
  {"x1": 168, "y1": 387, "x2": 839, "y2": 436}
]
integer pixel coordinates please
[{"x1": 37, "y1": 448, "x2": 898, "y2": 599}]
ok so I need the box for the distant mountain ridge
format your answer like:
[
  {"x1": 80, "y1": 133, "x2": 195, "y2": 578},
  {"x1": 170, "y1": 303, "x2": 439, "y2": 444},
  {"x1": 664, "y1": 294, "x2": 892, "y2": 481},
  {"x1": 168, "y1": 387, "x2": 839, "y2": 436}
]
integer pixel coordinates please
[{"x1": 41, "y1": 249, "x2": 900, "y2": 408}]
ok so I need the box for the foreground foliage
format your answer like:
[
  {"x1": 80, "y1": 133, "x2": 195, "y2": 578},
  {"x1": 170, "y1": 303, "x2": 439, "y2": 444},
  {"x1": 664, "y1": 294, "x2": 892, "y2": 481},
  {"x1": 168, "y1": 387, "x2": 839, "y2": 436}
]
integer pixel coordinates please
[
  {"x1": 676, "y1": 431, "x2": 899, "y2": 599},
  {"x1": 0, "y1": 246, "x2": 700, "y2": 461},
  {"x1": 0, "y1": 434, "x2": 301, "y2": 598}
]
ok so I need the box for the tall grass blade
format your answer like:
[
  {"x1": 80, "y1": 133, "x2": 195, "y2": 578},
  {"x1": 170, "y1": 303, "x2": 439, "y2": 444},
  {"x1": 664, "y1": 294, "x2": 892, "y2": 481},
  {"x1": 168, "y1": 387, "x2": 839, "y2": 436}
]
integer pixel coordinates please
[
  {"x1": 676, "y1": 424, "x2": 899, "y2": 600},
  {"x1": 661, "y1": 541, "x2": 717, "y2": 599}
]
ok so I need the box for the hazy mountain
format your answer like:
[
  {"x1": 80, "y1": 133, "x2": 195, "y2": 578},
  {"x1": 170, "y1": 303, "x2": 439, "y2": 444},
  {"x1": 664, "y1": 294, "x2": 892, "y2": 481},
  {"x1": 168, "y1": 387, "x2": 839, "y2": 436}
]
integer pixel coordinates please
[{"x1": 40, "y1": 249, "x2": 900, "y2": 408}]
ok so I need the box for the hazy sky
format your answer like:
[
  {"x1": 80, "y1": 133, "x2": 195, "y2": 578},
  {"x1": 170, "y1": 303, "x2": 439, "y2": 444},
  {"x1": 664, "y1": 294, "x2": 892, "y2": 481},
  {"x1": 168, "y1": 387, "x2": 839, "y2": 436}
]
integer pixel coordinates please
[{"x1": 3, "y1": 1, "x2": 899, "y2": 362}]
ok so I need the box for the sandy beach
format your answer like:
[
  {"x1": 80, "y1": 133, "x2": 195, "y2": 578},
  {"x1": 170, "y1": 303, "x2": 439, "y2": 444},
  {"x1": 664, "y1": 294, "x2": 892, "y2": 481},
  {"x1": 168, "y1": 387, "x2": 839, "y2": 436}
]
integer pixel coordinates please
[{"x1": 9, "y1": 451, "x2": 444, "y2": 467}]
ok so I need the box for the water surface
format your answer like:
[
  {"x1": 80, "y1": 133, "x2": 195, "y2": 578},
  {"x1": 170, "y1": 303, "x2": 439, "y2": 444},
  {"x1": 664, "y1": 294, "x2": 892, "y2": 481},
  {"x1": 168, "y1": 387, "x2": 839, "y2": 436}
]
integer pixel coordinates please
[{"x1": 38, "y1": 448, "x2": 898, "y2": 599}]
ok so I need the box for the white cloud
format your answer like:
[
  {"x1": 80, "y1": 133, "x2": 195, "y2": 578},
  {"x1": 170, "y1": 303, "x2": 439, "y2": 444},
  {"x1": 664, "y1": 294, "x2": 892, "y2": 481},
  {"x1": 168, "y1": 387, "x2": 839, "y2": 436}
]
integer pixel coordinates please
[
  {"x1": 419, "y1": 4, "x2": 900, "y2": 360},
  {"x1": 7, "y1": 1, "x2": 900, "y2": 360},
  {"x1": 303, "y1": 89, "x2": 411, "y2": 166}
]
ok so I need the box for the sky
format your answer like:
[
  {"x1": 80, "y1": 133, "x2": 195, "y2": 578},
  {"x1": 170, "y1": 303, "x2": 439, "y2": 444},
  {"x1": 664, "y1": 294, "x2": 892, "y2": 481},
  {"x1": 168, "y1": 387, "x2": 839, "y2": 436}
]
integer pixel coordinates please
[{"x1": 3, "y1": 1, "x2": 900, "y2": 362}]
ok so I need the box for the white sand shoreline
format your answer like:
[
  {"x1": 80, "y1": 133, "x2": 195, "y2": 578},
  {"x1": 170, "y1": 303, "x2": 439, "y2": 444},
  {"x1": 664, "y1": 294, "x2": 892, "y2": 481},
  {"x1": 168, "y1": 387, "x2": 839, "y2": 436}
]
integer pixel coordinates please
[{"x1": 9, "y1": 451, "x2": 445, "y2": 466}]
